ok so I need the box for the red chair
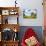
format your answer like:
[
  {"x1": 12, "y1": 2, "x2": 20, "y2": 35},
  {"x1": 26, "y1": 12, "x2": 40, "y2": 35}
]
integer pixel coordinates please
[{"x1": 21, "y1": 28, "x2": 41, "y2": 46}]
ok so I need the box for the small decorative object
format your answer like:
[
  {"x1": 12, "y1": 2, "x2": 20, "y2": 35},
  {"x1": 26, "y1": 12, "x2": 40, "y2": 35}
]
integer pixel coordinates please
[
  {"x1": 13, "y1": 28, "x2": 18, "y2": 40},
  {"x1": 2, "y1": 10, "x2": 9, "y2": 15},
  {"x1": 9, "y1": 10, "x2": 15, "y2": 15},
  {"x1": 23, "y1": 9, "x2": 37, "y2": 19},
  {"x1": 15, "y1": 0, "x2": 17, "y2": 7},
  {"x1": 9, "y1": 10, "x2": 18, "y2": 15},
  {"x1": 13, "y1": 28, "x2": 17, "y2": 32},
  {"x1": 13, "y1": 32, "x2": 18, "y2": 41},
  {"x1": 5, "y1": 18, "x2": 8, "y2": 24},
  {"x1": 2, "y1": 28, "x2": 13, "y2": 41}
]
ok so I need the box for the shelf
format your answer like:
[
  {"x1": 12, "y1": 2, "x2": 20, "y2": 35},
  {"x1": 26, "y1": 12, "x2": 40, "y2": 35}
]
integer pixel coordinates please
[
  {"x1": 1, "y1": 24, "x2": 19, "y2": 32},
  {"x1": 1, "y1": 15, "x2": 18, "y2": 24},
  {"x1": 2, "y1": 40, "x2": 19, "y2": 43},
  {"x1": 0, "y1": 7, "x2": 19, "y2": 24},
  {"x1": 0, "y1": 7, "x2": 19, "y2": 46},
  {"x1": 0, "y1": 7, "x2": 19, "y2": 14},
  {"x1": 2, "y1": 41, "x2": 19, "y2": 46}
]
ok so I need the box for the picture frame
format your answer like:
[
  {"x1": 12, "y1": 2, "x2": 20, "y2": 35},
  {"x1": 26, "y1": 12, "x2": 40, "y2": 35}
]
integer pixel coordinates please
[
  {"x1": 23, "y1": 9, "x2": 37, "y2": 19},
  {"x1": 2, "y1": 10, "x2": 9, "y2": 15}
]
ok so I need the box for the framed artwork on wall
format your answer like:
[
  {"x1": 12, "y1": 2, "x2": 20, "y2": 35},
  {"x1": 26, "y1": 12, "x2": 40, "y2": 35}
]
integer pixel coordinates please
[{"x1": 23, "y1": 9, "x2": 37, "y2": 19}]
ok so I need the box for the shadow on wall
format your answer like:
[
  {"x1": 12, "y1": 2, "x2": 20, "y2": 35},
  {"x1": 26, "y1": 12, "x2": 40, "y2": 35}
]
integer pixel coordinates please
[{"x1": 18, "y1": 26, "x2": 44, "y2": 44}]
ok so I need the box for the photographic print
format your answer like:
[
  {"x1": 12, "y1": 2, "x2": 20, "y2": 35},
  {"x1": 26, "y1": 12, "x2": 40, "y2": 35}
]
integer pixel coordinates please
[{"x1": 23, "y1": 9, "x2": 37, "y2": 19}]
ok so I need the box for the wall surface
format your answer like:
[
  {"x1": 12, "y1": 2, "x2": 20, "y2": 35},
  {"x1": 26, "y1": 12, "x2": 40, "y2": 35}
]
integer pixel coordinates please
[
  {"x1": 0, "y1": 0, "x2": 15, "y2": 7},
  {"x1": 18, "y1": 0, "x2": 44, "y2": 26}
]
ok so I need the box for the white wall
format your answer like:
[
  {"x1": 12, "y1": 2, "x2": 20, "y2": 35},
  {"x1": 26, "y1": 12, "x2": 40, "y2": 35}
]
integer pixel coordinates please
[
  {"x1": 0, "y1": 0, "x2": 44, "y2": 26},
  {"x1": 18, "y1": 0, "x2": 44, "y2": 26},
  {"x1": 0, "y1": 0, "x2": 15, "y2": 7}
]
